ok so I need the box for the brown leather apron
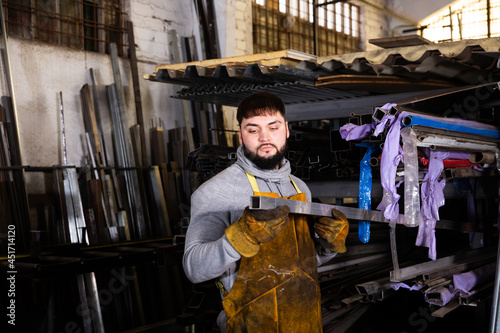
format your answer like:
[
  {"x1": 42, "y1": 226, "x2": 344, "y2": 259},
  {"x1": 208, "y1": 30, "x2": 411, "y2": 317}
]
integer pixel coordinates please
[{"x1": 222, "y1": 173, "x2": 322, "y2": 332}]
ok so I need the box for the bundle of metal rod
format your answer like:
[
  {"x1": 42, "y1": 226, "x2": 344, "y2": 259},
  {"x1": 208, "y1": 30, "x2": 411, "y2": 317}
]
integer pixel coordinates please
[
  {"x1": 107, "y1": 43, "x2": 150, "y2": 240},
  {"x1": 0, "y1": 1, "x2": 30, "y2": 252},
  {"x1": 0, "y1": 121, "x2": 24, "y2": 249},
  {"x1": 53, "y1": 92, "x2": 88, "y2": 245},
  {"x1": 0, "y1": 99, "x2": 30, "y2": 252},
  {"x1": 107, "y1": 84, "x2": 147, "y2": 240},
  {"x1": 150, "y1": 123, "x2": 183, "y2": 230},
  {"x1": 76, "y1": 272, "x2": 105, "y2": 332},
  {"x1": 389, "y1": 249, "x2": 496, "y2": 282},
  {"x1": 146, "y1": 166, "x2": 171, "y2": 236},
  {"x1": 81, "y1": 80, "x2": 125, "y2": 244}
]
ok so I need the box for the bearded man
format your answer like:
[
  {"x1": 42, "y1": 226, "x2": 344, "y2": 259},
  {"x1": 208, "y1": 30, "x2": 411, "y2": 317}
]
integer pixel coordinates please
[{"x1": 183, "y1": 92, "x2": 349, "y2": 332}]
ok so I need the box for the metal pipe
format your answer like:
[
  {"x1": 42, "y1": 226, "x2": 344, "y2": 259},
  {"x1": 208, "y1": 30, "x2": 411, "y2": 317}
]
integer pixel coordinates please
[
  {"x1": 489, "y1": 234, "x2": 500, "y2": 332},
  {"x1": 390, "y1": 249, "x2": 494, "y2": 282},
  {"x1": 402, "y1": 114, "x2": 500, "y2": 138},
  {"x1": 249, "y1": 195, "x2": 405, "y2": 224},
  {"x1": 469, "y1": 152, "x2": 496, "y2": 165}
]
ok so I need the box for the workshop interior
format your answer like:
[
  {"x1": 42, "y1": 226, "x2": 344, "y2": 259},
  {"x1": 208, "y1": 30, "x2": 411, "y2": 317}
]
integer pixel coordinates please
[{"x1": 1, "y1": 0, "x2": 500, "y2": 332}]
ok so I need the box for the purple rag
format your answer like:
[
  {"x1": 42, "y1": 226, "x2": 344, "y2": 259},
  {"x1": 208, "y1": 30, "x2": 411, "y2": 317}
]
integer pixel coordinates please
[{"x1": 416, "y1": 150, "x2": 447, "y2": 260}]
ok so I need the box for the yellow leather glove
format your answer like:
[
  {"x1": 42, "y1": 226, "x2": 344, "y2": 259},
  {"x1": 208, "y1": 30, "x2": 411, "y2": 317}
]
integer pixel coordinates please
[
  {"x1": 315, "y1": 209, "x2": 349, "y2": 253},
  {"x1": 225, "y1": 205, "x2": 290, "y2": 257}
]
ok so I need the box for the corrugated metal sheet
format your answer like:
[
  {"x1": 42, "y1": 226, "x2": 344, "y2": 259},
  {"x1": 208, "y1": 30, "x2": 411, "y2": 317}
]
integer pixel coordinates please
[{"x1": 145, "y1": 37, "x2": 500, "y2": 110}]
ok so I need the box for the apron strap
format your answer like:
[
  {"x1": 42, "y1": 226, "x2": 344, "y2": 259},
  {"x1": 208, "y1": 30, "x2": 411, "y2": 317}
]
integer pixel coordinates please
[{"x1": 245, "y1": 171, "x2": 301, "y2": 194}]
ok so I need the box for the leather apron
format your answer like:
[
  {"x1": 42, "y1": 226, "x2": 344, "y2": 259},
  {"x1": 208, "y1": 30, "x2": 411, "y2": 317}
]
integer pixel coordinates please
[{"x1": 222, "y1": 173, "x2": 322, "y2": 333}]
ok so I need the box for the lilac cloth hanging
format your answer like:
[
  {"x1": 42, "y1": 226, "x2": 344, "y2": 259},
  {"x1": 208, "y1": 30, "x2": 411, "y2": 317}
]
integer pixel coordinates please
[
  {"x1": 416, "y1": 150, "x2": 447, "y2": 260},
  {"x1": 375, "y1": 107, "x2": 408, "y2": 221}
]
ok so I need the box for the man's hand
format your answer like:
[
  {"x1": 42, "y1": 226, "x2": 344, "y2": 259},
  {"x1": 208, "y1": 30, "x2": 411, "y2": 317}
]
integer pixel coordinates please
[
  {"x1": 314, "y1": 209, "x2": 349, "y2": 253},
  {"x1": 225, "y1": 205, "x2": 290, "y2": 257}
]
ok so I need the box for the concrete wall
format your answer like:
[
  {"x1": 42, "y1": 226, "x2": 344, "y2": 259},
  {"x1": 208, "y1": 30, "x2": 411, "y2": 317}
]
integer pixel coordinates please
[{"x1": 2, "y1": 0, "x2": 203, "y2": 195}]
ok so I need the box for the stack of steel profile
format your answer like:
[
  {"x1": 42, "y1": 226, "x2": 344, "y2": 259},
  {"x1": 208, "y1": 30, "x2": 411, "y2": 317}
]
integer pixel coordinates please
[
  {"x1": 186, "y1": 144, "x2": 237, "y2": 184},
  {"x1": 53, "y1": 92, "x2": 88, "y2": 245},
  {"x1": 0, "y1": 0, "x2": 30, "y2": 254},
  {"x1": 0, "y1": 99, "x2": 30, "y2": 253},
  {"x1": 80, "y1": 73, "x2": 125, "y2": 244},
  {"x1": 107, "y1": 43, "x2": 150, "y2": 241}
]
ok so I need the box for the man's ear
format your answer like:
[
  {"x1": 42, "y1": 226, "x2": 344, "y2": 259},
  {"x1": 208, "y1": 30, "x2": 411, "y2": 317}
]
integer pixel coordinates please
[
  {"x1": 239, "y1": 127, "x2": 243, "y2": 145},
  {"x1": 285, "y1": 121, "x2": 289, "y2": 139}
]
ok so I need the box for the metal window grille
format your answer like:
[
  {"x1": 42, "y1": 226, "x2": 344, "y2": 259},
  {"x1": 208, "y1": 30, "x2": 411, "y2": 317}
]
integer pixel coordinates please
[
  {"x1": 253, "y1": 0, "x2": 361, "y2": 56},
  {"x1": 421, "y1": 0, "x2": 500, "y2": 42},
  {"x1": 3, "y1": 0, "x2": 128, "y2": 56}
]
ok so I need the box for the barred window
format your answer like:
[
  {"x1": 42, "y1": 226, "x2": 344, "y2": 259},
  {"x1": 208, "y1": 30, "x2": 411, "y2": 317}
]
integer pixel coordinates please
[
  {"x1": 420, "y1": 0, "x2": 500, "y2": 42},
  {"x1": 3, "y1": 0, "x2": 128, "y2": 55},
  {"x1": 253, "y1": 0, "x2": 361, "y2": 56}
]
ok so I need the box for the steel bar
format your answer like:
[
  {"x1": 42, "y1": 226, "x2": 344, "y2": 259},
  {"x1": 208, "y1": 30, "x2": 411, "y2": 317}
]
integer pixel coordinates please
[
  {"x1": 403, "y1": 114, "x2": 500, "y2": 138},
  {"x1": 2, "y1": 97, "x2": 30, "y2": 251},
  {"x1": 415, "y1": 134, "x2": 498, "y2": 152},
  {"x1": 413, "y1": 124, "x2": 498, "y2": 144},
  {"x1": 460, "y1": 281, "x2": 494, "y2": 306},
  {"x1": 148, "y1": 166, "x2": 171, "y2": 236},
  {"x1": 127, "y1": 21, "x2": 148, "y2": 166},
  {"x1": 250, "y1": 195, "x2": 405, "y2": 224},
  {"x1": 107, "y1": 82, "x2": 145, "y2": 239},
  {"x1": 489, "y1": 225, "x2": 500, "y2": 332},
  {"x1": 76, "y1": 274, "x2": 92, "y2": 333},
  {"x1": 57, "y1": 93, "x2": 88, "y2": 244},
  {"x1": 341, "y1": 294, "x2": 363, "y2": 305},
  {"x1": 169, "y1": 30, "x2": 195, "y2": 152},
  {"x1": 390, "y1": 249, "x2": 494, "y2": 282},
  {"x1": 54, "y1": 167, "x2": 87, "y2": 244},
  {"x1": 0, "y1": 0, "x2": 31, "y2": 252},
  {"x1": 80, "y1": 85, "x2": 104, "y2": 166},
  {"x1": 420, "y1": 277, "x2": 452, "y2": 293},
  {"x1": 84, "y1": 272, "x2": 105, "y2": 333},
  {"x1": 389, "y1": 221, "x2": 401, "y2": 281},
  {"x1": 423, "y1": 255, "x2": 496, "y2": 281},
  {"x1": 0, "y1": 1, "x2": 25, "y2": 172},
  {"x1": 355, "y1": 277, "x2": 395, "y2": 296},
  {"x1": 323, "y1": 303, "x2": 371, "y2": 333},
  {"x1": 0, "y1": 122, "x2": 21, "y2": 225},
  {"x1": 431, "y1": 299, "x2": 461, "y2": 318},
  {"x1": 89, "y1": 68, "x2": 109, "y2": 166},
  {"x1": 318, "y1": 253, "x2": 389, "y2": 273}
]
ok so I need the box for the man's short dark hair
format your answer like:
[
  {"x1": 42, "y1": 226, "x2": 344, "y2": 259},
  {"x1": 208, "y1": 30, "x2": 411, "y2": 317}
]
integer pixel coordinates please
[{"x1": 237, "y1": 92, "x2": 285, "y2": 125}]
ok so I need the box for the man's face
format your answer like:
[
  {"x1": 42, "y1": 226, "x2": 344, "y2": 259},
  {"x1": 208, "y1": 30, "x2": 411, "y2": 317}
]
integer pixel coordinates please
[{"x1": 239, "y1": 109, "x2": 289, "y2": 169}]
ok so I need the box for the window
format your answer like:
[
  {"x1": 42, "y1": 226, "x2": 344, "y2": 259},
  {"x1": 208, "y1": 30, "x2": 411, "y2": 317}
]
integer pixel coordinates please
[
  {"x1": 420, "y1": 0, "x2": 500, "y2": 42},
  {"x1": 3, "y1": 0, "x2": 128, "y2": 55},
  {"x1": 253, "y1": 0, "x2": 361, "y2": 56}
]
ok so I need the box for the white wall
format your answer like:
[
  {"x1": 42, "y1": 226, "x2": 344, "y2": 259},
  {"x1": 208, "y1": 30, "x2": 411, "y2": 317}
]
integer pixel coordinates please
[{"x1": 1, "y1": 0, "x2": 203, "y2": 195}]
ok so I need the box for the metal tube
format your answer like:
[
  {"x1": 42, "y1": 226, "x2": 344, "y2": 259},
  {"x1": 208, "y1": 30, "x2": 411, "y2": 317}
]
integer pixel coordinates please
[
  {"x1": 402, "y1": 114, "x2": 500, "y2": 138},
  {"x1": 390, "y1": 249, "x2": 494, "y2": 282},
  {"x1": 249, "y1": 195, "x2": 405, "y2": 224},
  {"x1": 489, "y1": 236, "x2": 500, "y2": 332}
]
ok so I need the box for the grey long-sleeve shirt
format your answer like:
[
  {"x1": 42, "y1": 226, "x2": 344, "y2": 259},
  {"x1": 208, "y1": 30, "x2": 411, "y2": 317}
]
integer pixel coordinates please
[{"x1": 182, "y1": 146, "x2": 336, "y2": 329}]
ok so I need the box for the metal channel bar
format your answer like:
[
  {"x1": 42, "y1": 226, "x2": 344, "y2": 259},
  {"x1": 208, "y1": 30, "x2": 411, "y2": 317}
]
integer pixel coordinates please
[
  {"x1": 390, "y1": 249, "x2": 494, "y2": 282},
  {"x1": 318, "y1": 253, "x2": 389, "y2": 274},
  {"x1": 250, "y1": 195, "x2": 405, "y2": 224}
]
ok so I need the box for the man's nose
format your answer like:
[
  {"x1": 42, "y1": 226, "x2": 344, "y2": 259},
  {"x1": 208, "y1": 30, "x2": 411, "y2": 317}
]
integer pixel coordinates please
[{"x1": 259, "y1": 129, "x2": 271, "y2": 141}]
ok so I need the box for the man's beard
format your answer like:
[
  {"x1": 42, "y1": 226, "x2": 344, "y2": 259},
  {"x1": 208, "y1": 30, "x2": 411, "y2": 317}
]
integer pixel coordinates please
[{"x1": 242, "y1": 142, "x2": 288, "y2": 170}]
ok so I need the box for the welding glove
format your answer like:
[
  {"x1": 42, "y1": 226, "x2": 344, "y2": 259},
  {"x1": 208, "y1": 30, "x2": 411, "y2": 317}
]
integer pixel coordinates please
[
  {"x1": 315, "y1": 209, "x2": 349, "y2": 253},
  {"x1": 225, "y1": 205, "x2": 290, "y2": 257}
]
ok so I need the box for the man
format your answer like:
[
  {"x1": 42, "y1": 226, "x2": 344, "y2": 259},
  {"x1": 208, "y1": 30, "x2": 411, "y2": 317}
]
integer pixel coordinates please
[{"x1": 183, "y1": 92, "x2": 349, "y2": 332}]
